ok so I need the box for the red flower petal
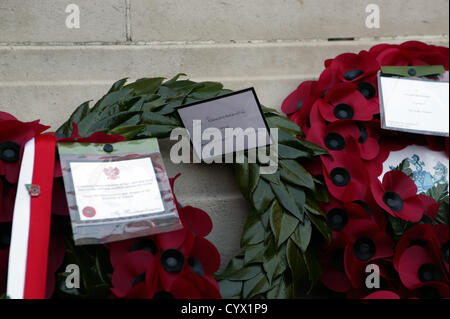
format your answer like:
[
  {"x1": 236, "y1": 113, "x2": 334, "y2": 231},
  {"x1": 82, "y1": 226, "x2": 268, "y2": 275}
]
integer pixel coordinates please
[
  {"x1": 190, "y1": 237, "x2": 221, "y2": 275},
  {"x1": 179, "y1": 206, "x2": 213, "y2": 237},
  {"x1": 382, "y1": 170, "x2": 418, "y2": 199},
  {"x1": 364, "y1": 290, "x2": 400, "y2": 299}
]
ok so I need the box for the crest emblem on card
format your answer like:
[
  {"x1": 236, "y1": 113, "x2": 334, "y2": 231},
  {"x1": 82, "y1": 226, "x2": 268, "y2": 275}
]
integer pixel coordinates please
[
  {"x1": 104, "y1": 167, "x2": 120, "y2": 180},
  {"x1": 82, "y1": 206, "x2": 96, "y2": 218}
]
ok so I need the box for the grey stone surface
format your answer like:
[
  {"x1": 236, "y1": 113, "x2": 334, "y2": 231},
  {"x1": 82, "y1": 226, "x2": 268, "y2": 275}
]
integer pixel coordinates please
[
  {"x1": 0, "y1": 0, "x2": 127, "y2": 43},
  {"x1": 130, "y1": 0, "x2": 449, "y2": 42}
]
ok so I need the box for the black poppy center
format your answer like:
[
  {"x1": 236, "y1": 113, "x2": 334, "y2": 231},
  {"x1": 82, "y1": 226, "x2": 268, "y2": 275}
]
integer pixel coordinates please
[
  {"x1": 324, "y1": 133, "x2": 346, "y2": 151},
  {"x1": 356, "y1": 123, "x2": 368, "y2": 143},
  {"x1": 153, "y1": 290, "x2": 175, "y2": 299},
  {"x1": 334, "y1": 104, "x2": 354, "y2": 120},
  {"x1": 441, "y1": 241, "x2": 449, "y2": 264},
  {"x1": 327, "y1": 208, "x2": 348, "y2": 231},
  {"x1": 358, "y1": 82, "x2": 376, "y2": 99},
  {"x1": 131, "y1": 238, "x2": 157, "y2": 255},
  {"x1": 0, "y1": 141, "x2": 20, "y2": 163},
  {"x1": 417, "y1": 286, "x2": 440, "y2": 300},
  {"x1": 188, "y1": 257, "x2": 205, "y2": 277},
  {"x1": 344, "y1": 69, "x2": 364, "y2": 81},
  {"x1": 331, "y1": 248, "x2": 345, "y2": 272},
  {"x1": 131, "y1": 273, "x2": 146, "y2": 287},
  {"x1": 353, "y1": 237, "x2": 376, "y2": 261},
  {"x1": 418, "y1": 264, "x2": 442, "y2": 283},
  {"x1": 330, "y1": 167, "x2": 351, "y2": 187},
  {"x1": 160, "y1": 249, "x2": 185, "y2": 273},
  {"x1": 383, "y1": 191, "x2": 404, "y2": 212}
]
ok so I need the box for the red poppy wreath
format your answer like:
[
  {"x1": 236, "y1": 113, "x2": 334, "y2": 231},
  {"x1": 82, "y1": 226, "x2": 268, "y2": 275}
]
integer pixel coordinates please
[
  {"x1": 0, "y1": 114, "x2": 220, "y2": 299},
  {"x1": 282, "y1": 41, "x2": 449, "y2": 299}
]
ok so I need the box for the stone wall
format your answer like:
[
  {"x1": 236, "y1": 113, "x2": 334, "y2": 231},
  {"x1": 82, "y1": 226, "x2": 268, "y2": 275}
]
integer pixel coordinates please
[{"x1": 0, "y1": 0, "x2": 448, "y2": 268}]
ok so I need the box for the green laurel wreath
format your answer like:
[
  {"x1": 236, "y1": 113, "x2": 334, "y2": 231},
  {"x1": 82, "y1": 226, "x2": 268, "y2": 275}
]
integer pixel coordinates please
[{"x1": 57, "y1": 74, "x2": 332, "y2": 299}]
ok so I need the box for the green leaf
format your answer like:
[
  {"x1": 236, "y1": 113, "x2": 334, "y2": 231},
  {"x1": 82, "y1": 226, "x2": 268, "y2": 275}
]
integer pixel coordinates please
[
  {"x1": 91, "y1": 89, "x2": 133, "y2": 113},
  {"x1": 107, "y1": 78, "x2": 129, "y2": 93},
  {"x1": 163, "y1": 73, "x2": 187, "y2": 86},
  {"x1": 137, "y1": 124, "x2": 178, "y2": 138},
  {"x1": 305, "y1": 212, "x2": 332, "y2": 243},
  {"x1": 241, "y1": 214, "x2": 265, "y2": 247},
  {"x1": 302, "y1": 245, "x2": 323, "y2": 293},
  {"x1": 123, "y1": 77, "x2": 165, "y2": 95},
  {"x1": 286, "y1": 239, "x2": 308, "y2": 294},
  {"x1": 188, "y1": 82, "x2": 224, "y2": 100},
  {"x1": 87, "y1": 111, "x2": 142, "y2": 136},
  {"x1": 278, "y1": 144, "x2": 311, "y2": 159},
  {"x1": 279, "y1": 160, "x2": 315, "y2": 190},
  {"x1": 235, "y1": 161, "x2": 250, "y2": 200},
  {"x1": 252, "y1": 179, "x2": 275, "y2": 213},
  {"x1": 141, "y1": 112, "x2": 180, "y2": 126},
  {"x1": 248, "y1": 162, "x2": 260, "y2": 195},
  {"x1": 270, "y1": 181, "x2": 302, "y2": 220},
  {"x1": 108, "y1": 125, "x2": 145, "y2": 140},
  {"x1": 244, "y1": 242, "x2": 266, "y2": 265},
  {"x1": 58, "y1": 100, "x2": 91, "y2": 136},
  {"x1": 269, "y1": 200, "x2": 299, "y2": 247},
  {"x1": 285, "y1": 184, "x2": 305, "y2": 222},
  {"x1": 261, "y1": 170, "x2": 281, "y2": 185},
  {"x1": 295, "y1": 138, "x2": 328, "y2": 156},
  {"x1": 219, "y1": 280, "x2": 243, "y2": 298},
  {"x1": 305, "y1": 197, "x2": 327, "y2": 217},
  {"x1": 265, "y1": 115, "x2": 303, "y2": 136},
  {"x1": 263, "y1": 239, "x2": 287, "y2": 284},
  {"x1": 243, "y1": 272, "x2": 271, "y2": 298},
  {"x1": 216, "y1": 262, "x2": 261, "y2": 281},
  {"x1": 290, "y1": 218, "x2": 312, "y2": 253},
  {"x1": 266, "y1": 272, "x2": 293, "y2": 299}
]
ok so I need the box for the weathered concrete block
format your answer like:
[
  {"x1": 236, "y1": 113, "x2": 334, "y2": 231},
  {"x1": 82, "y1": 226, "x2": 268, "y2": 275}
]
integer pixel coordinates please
[
  {"x1": 130, "y1": 0, "x2": 449, "y2": 42},
  {"x1": 0, "y1": 0, "x2": 127, "y2": 43}
]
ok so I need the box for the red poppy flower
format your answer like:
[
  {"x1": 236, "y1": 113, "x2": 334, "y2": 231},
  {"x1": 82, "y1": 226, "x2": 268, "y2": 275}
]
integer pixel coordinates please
[
  {"x1": 319, "y1": 51, "x2": 380, "y2": 87},
  {"x1": 369, "y1": 41, "x2": 449, "y2": 69},
  {"x1": 322, "y1": 197, "x2": 369, "y2": 233},
  {"x1": 363, "y1": 290, "x2": 400, "y2": 299},
  {"x1": 319, "y1": 232, "x2": 352, "y2": 293},
  {"x1": 398, "y1": 245, "x2": 447, "y2": 290},
  {"x1": 0, "y1": 114, "x2": 49, "y2": 183},
  {"x1": 411, "y1": 282, "x2": 450, "y2": 299},
  {"x1": 371, "y1": 170, "x2": 424, "y2": 223},
  {"x1": 433, "y1": 224, "x2": 449, "y2": 273},
  {"x1": 281, "y1": 81, "x2": 321, "y2": 116},
  {"x1": 352, "y1": 191, "x2": 388, "y2": 231},
  {"x1": 342, "y1": 219, "x2": 394, "y2": 288},
  {"x1": 417, "y1": 195, "x2": 440, "y2": 223},
  {"x1": 321, "y1": 152, "x2": 370, "y2": 202},
  {"x1": 393, "y1": 224, "x2": 438, "y2": 272},
  {"x1": 109, "y1": 234, "x2": 221, "y2": 299},
  {"x1": 317, "y1": 83, "x2": 378, "y2": 123}
]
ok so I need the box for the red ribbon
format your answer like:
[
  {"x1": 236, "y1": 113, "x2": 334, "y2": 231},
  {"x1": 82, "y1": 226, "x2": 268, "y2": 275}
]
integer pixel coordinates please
[{"x1": 23, "y1": 133, "x2": 56, "y2": 298}]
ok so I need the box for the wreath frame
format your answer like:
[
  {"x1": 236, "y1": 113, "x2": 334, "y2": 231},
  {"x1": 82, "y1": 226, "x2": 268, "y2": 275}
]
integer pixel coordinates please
[{"x1": 56, "y1": 73, "x2": 332, "y2": 299}]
